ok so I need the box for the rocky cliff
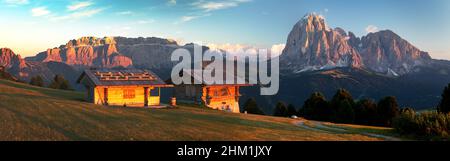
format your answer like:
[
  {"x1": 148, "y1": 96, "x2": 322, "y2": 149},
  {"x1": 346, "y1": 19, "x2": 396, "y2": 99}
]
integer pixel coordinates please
[
  {"x1": 280, "y1": 13, "x2": 432, "y2": 75},
  {"x1": 27, "y1": 37, "x2": 133, "y2": 68},
  {"x1": 280, "y1": 13, "x2": 363, "y2": 72},
  {"x1": 360, "y1": 30, "x2": 431, "y2": 75}
]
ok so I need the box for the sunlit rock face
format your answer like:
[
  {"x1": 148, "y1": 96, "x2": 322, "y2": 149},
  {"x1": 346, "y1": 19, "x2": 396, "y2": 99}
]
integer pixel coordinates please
[
  {"x1": 0, "y1": 48, "x2": 79, "y2": 84},
  {"x1": 281, "y1": 13, "x2": 363, "y2": 73},
  {"x1": 0, "y1": 48, "x2": 26, "y2": 70},
  {"x1": 25, "y1": 36, "x2": 191, "y2": 70},
  {"x1": 360, "y1": 30, "x2": 431, "y2": 75},
  {"x1": 27, "y1": 37, "x2": 132, "y2": 68},
  {"x1": 280, "y1": 13, "x2": 432, "y2": 75}
]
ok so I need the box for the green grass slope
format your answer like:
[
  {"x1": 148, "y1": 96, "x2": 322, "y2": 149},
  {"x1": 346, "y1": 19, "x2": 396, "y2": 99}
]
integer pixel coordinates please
[{"x1": 0, "y1": 79, "x2": 395, "y2": 141}]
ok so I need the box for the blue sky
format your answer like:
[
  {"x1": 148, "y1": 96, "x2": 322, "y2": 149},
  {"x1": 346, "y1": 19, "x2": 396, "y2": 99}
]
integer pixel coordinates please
[{"x1": 0, "y1": 0, "x2": 449, "y2": 59}]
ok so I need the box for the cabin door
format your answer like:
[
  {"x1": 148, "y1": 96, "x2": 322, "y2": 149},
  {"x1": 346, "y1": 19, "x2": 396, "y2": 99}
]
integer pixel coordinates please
[{"x1": 149, "y1": 87, "x2": 160, "y2": 106}]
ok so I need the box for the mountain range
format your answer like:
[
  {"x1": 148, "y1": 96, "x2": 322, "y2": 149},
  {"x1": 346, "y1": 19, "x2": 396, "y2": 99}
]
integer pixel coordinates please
[
  {"x1": 243, "y1": 13, "x2": 450, "y2": 113},
  {"x1": 280, "y1": 13, "x2": 432, "y2": 76},
  {"x1": 1, "y1": 13, "x2": 449, "y2": 112},
  {"x1": 1, "y1": 37, "x2": 207, "y2": 87}
]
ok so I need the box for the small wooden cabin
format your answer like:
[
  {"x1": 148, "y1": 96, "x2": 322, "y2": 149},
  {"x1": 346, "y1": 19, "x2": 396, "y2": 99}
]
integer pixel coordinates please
[
  {"x1": 77, "y1": 69, "x2": 172, "y2": 107},
  {"x1": 169, "y1": 69, "x2": 252, "y2": 113}
]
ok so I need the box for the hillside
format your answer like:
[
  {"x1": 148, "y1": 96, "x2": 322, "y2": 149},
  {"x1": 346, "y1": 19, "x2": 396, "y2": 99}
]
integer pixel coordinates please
[
  {"x1": 242, "y1": 66, "x2": 450, "y2": 112},
  {"x1": 0, "y1": 79, "x2": 398, "y2": 141}
]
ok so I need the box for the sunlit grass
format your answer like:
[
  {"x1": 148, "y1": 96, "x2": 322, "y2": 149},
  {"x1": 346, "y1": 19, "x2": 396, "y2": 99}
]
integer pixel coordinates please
[{"x1": 0, "y1": 79, "x2": 387, "y2": 141}]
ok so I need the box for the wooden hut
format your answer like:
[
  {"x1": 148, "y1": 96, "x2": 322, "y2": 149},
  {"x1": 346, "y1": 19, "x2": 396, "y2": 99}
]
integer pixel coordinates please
[
  {"x1": 168, "y1": 68, "x2": 253, "y2": 113},
  {"x1": 77, "y1": 69, "x2": 173, "y2": 107}
]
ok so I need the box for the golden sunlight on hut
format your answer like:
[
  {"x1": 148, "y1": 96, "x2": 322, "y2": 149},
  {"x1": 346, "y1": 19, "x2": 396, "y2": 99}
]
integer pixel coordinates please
[{"x1": 77, "y1": 69, "x2": 173, "y2": 108}]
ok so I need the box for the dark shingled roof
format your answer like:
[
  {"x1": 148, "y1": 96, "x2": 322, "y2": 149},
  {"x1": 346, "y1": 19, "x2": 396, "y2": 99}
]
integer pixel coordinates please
[
  {"x1": 77, "y1": 69, "x2": 172, "y2": 87},
  {"x1": 165, "y1": 69, "x2": 254, "y2": 87}
]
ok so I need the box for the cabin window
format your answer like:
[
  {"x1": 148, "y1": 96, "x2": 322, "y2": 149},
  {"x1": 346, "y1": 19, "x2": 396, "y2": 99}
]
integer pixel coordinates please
[
  {"x1": 123, "y1": 89, "x2": 135, "y2": 99},
  {"x1": 150, "y1": 88, "x2": 160, "y2": 96}
]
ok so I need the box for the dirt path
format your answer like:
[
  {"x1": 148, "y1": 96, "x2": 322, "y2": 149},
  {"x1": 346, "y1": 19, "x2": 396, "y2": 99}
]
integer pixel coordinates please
[{"x1": 295, "y1": 120, "x2": 401, "y2": 141}]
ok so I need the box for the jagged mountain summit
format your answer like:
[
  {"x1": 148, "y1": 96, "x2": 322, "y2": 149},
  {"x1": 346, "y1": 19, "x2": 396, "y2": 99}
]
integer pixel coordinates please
[
  {"x1": 0, "y1": 48, "x2": 26, "y2": 72},
  {"x1": 359, "y1": 30, "x2": 432, "y2": 75},
  {"x1": 280, "y1": 13, "x2": 363, "y2": 72},
  {"x1": 280, "y1": 13, "x2": 432, "y2": 75}
]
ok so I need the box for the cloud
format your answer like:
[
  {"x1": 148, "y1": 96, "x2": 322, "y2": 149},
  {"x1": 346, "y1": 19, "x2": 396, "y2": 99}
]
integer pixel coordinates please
[
  {"x1": 71, "y1": 8, "x2": 103, "y2": 18},
  {"x1": 192, "y1": 0, "x2": 251, "y2": 12},
  {"x1": 366, "y1": 25, "x2": 379, "y2": 33},
  {"x1": 206, "y1": 43, "x2": 286, "y2": 58},
  {"x1": 3, "y1": 0, "x2": 29, "y2": 5},
  {"x1": 270, "y1": 44, "x2": 286, "y2": 56},
  {"x1": 50, "y1": 8, "x2": 105, "y2": 21},
  {"x1": 31, "y1": 7, "x2": 51, "y2": 17},
  {"x1": 168, "y1": 0, "x2": 176, "y2": 6},
  {"x1": 181, "y1": 16, "x2": 198, "y2": 22},
  {"x1": 137, "y1": 19, "x2": 155, "y2": 24},
  {"x1": 116, "y1": 11, "x2": 133, "y2": 15},
  {"x1": 177, "y1": 13, "x2": 211, "y2": 23},
  {"x1": 68, "y1": 1, "x2": 93, "y2": 11},
  {"x1": 176, "y1": 0, "x2": 250, "y2": 23}
]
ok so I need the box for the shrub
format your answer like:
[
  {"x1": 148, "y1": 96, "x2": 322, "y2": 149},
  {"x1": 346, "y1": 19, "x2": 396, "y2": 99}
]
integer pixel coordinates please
[{"x1": 393, "y1": 111, "x2": 450, "y2": 140}]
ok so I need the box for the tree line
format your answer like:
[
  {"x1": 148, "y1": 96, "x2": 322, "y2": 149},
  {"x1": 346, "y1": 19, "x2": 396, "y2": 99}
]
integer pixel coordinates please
[
  {"x1": 29, "y1": 75, "x2": 73, "y2": 90},
  {"x1": 243, "y1": 85, "x2": 450, "y2": 127},
  {"x1": 392, "y1": 84, "x2": 450, "y2": 139},
  {"x1": 243, "y1": 89, "x2": 400, "y2": 127}
]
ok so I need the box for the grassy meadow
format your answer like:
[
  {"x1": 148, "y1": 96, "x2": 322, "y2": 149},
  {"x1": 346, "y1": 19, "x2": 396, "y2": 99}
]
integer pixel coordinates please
[{"x1": 0, "y1": 79, "x2": 400, "y2": 141}]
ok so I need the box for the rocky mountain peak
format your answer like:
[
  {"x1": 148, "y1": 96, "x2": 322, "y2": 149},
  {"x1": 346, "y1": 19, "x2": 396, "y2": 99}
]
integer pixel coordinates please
[
  {"x1": 0, "y1": 48, "x2": 26, "y2": 70},
  {"x1": 298, "y1": 13, "x2": 330, "y2": 32},
  {"x1": 360, "y1": 30, "x2": 431, "y2": 74},
  {"x1": 281, "y1": 13, "x2": 363, "y2": 72},
  {"x1": 280, "y1": 13, "x2": 432, "y2": 75}
]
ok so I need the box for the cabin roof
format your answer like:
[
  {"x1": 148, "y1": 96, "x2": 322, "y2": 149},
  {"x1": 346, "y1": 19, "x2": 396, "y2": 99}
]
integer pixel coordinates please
[
  {"x1": 77, "y1": 68, "x2": 172, "y2": 87},
  {"x1": 166, "y1": 69, "x2": 254, "y2": 86}
]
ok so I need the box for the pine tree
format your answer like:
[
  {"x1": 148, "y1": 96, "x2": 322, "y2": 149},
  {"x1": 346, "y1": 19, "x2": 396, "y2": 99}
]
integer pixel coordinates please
[
  {"x1": 377, "y1": 96, "x2": 400, "y2": 127},
  {"x1": 438, "y1": 83, "x2": 450, "y2": 113},
  {"x1": 273, "y1": 102, "x2": 288, "y2": 117},
  {"x1": 354, "y1": 99, "x2": 378, "y2": 125},
  {"x1": 331, "y1": 89, "x2": 355, "y2": 122},
  {"x1": 331, "y1": 89, "x2": 354, "y2": 108},
  {"x1": 335, "y1": 100, "x2": 355, "y2": 123},
  {"x1": 300, "y1": 92, "x2": 332, "y2": 121},
  {"x1": 242, "y1": 98, "x2": 265, "y2": 115},
  {"x1": 29, "y1": 75, "x2": 44, "y2": 87},
  {"x1": 49, "y1": 75, "x2": 73, "y2": 90}
]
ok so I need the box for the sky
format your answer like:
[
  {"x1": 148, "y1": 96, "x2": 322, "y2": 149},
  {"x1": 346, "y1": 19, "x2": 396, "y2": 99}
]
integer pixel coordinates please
[{"x1": 0, "y1": 0, "x2": 449, "y2": 59}]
